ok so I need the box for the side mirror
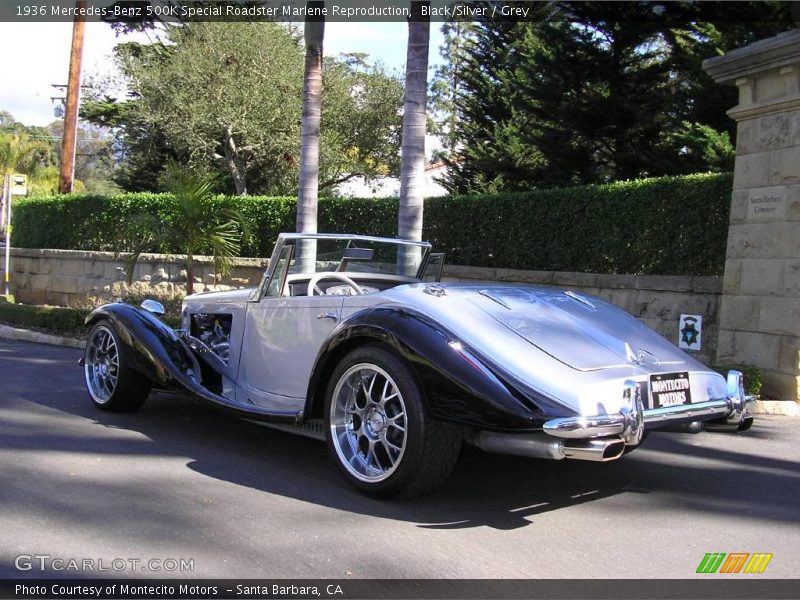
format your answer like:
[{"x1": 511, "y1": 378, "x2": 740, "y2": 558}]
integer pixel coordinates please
[{"x1": 140, "y1": 299, "x2": 165, "y2": 317}]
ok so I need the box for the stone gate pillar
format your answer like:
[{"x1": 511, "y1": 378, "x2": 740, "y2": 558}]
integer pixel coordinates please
[{"x1": 704, "y1": 30, "x2": 800, "y2": 401}]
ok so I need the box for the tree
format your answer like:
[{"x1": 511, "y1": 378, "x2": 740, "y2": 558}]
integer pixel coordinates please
[
  {"x1": 85, "y1": 24, "x2": 404, "y2": 197},
  {"x1": 0, "y1": 130, "x2": 54, "y2": 198},
  {"x1": 123, "y1": 162, "x2": 244, "y2": 296},
  {"x1": 0, "y1": 130, "x2": 50, "y2": 178},
  {"x1": 319, "y1": 55, "x2": 403, "y2": 190},
  {"x1": 46, "y1": 120, "x2": 119, "y2": 194},
  {"x1": 125, "y1": 23, "x2": 304, "y2": 195},
  {"x1": 81, "y1": 91, "x2": 178, "y2": 193},
  {"x1": 434, "y1": 1, "x2": 795, "y2": 193},
  {"x1": 297, "y1": 1, "x2": 325, "y2": 271},
  {"x1": 397, "y1": 0, "x2": 430, "y2": 276},
  {"x1": 0, "y1": 127, "x2": 53, "y2": 235},
  {"x1": 1, "y1": 111, "x2": 117, "y2": 195}
]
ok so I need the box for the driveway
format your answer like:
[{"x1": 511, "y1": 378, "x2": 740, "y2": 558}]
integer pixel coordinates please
[{"x1": 1, "y1": 338, "x2": 798, "y2": 580}]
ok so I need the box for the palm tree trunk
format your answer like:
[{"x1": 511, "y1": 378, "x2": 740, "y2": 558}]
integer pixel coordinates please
[
  {"x1": 397, "y1": 1, "x2": 430, "y2": 277},
  {"x1": 296, "y1": 1, "x2": 325, "y2": 272},
  {"x1": 186, "y1": 251, "x2": 194, "y2": 296}
]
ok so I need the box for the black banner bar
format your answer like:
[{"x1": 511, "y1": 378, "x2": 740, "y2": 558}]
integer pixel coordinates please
[
  {"x1": 2, "y1": 579, "x2": 800, "y2": 600},
  {"x1": 1, "y1": 1, "x2": 799, "y2": 24}
]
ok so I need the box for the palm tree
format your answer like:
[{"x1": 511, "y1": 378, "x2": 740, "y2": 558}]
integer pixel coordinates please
[
  {"x1": 397, "y1": 1, "x2": 430, "y2": 276},
  {"x1": 124, "y1": 163, "x2": 244, "y2": 296},
  {"x1": 0, "y1": 131, "x2": 51, "y2": 180},
  {"x1": 0, "y1": 131, "x2": 51, "y2": 230},
  {"x1": 296, "y1": 1, "x2": 325, "y2": 272}
]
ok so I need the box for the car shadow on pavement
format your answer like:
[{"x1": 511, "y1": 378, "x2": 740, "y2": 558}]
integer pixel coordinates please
[{"x1": 8, "y1": 374, "x2": 798, "y2": 532}]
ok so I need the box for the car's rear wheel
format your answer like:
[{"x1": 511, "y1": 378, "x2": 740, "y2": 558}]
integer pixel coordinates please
[
  {"x1": 325, "y1": 345, "x2": 462, "y2": 497},
  {"x1": 84, "y1": 320, "x2": 151, "y2": 411}
]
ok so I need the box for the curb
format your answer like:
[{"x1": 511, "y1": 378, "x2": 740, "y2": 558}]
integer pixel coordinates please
[
  {"x1": 752, "y1": 399, "x2": 800, "y2": 417},
  {"x1": 0, "y1": 324, "x2": 85, "y2": 349}
]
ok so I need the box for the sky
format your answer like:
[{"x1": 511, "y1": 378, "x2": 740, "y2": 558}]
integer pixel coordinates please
[{"x1": 0, "y1": 21, "x2": 446, "y2": 127}]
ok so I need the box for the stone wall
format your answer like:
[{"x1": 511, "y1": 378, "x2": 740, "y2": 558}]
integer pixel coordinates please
[
  {"x1": 704, "y1": 30, "x2": 800, "y2": 400},
  {"x1": 4, "y1": 248, "x2": 267, "y2": 308},
  {"x1": 2, "y1": 248, "x2": 721, "y2": 364}
]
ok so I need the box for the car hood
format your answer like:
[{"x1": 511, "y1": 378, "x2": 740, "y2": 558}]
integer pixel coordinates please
[{"x1": 391, "y1": 284, "x2": 689, "y2": 372}]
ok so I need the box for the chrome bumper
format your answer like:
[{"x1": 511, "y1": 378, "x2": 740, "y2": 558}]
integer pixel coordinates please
[{"x1": 543, "y1": 370, "x2": 755, "y2": 442}]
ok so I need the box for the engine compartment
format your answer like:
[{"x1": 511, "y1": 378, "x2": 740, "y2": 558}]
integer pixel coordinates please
[{"x1": 190, "y1": 313, "x2": 232, "y2": 364}]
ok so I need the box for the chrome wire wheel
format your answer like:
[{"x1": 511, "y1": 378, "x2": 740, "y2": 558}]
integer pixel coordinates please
[
  {"x1": 330, "y1": 363, "x2": 408, "y2": 483},
  {"x1": 84, "y1": 325, "x2": 120, "y2": 404}
]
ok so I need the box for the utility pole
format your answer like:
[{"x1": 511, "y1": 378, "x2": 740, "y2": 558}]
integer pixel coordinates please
[{"x1": 59, "y1": 0, "x2": 86, "y2": 194}]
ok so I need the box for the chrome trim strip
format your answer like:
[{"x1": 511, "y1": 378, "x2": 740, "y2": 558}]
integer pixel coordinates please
[
  {"x1": 477, "y1": 289, "x2": 511, "y2": 310},
  {"x1": 643, "y1": 398, "x2": 732, "y2": 424},
  {"x1": 563, "y1": 290, "x2": 596, "y2": 310}
]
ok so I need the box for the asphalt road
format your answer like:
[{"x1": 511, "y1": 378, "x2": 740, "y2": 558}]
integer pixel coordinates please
[{"x1": 1, "y1": 338, "x2": 798, "y2": 580}]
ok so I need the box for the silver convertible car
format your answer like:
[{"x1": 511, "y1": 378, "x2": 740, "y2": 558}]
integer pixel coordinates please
[{"x1": 81, "y1": 233, "x2": 754, "y2": 496}]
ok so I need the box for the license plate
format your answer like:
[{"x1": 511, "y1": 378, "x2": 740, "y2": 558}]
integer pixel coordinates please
[{"x1": 649, "y1": 372, "x2": 692, "y2": 408}]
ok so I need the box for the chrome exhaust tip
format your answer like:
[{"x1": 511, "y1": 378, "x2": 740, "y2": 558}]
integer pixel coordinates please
[
  {"x1": 562, "y1": 438, "x2": 626, "y2": 462},
  {"x1": 466, "y1": 431, "x2": 627, "y2": 462}
]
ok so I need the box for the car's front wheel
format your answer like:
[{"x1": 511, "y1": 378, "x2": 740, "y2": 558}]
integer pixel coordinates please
[
  {"x1": 325, "y1": 345, "x2": 462, "y2": 497},
  {"x1": 84, "y1": 320, "x2": 151, "y2": 411}
]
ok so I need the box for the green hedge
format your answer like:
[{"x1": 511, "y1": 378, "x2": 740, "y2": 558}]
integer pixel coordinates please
[
  {"x1": 12, "y1": 172, "x2": 732, "y2": 275},
  {"x1": 713, "y1": 364, "x2": 763, "y2": 398},
  {"x1": 0, "y1": 302, "x2": 91, "y2": 337},
  {"x1": 0, "y1": 301, "x2": 181, "y2": 338}
]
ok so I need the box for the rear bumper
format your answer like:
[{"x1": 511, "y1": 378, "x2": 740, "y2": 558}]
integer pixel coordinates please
[{"x1": 542, "y1": 370, "x2": 754, "y2": 441}]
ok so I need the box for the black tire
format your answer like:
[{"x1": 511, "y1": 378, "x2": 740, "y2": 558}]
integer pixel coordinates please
[
  {"x1": 324, "y1": 345, "x2": 462, "y2": 497},
  {"x1": 84, "y1": 319, "x2": 151, "y2": 412}
]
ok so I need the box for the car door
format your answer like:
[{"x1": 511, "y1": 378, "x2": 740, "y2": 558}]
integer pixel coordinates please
[{"x1": 236, "y1": 292, "x2": 343, "y2": 411}]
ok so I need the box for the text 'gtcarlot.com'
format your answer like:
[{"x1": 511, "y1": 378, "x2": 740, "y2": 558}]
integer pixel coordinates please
[{"x1": 14, "y1": 554, "x2": 194, "y2": 572}]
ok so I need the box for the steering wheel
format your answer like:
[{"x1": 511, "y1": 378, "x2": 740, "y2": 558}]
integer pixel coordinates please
[{"x1": 307, "y1": 272, "x2": 364, "y2": 297}]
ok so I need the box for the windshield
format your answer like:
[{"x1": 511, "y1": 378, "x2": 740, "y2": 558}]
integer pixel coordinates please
[{"x1": 277, "y1": 235, "x2": 431, "y2": 278}]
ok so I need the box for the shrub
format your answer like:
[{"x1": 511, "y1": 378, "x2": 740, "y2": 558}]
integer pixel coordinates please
[
  {"x1": 0, "y1": 302, "x2": 91, "y2": 337},
  {"x1": 12, "y1": 172, "x2": 732, "y2": 276},
  {"x1": 0, "y1": 300, "x2": 181, "y2": 338},
  {"x1": 713, "y1": 364, "x2": 764, "y2": 398}
]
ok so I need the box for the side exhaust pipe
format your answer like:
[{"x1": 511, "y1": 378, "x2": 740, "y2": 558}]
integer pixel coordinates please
[{"x1": 467, "y1": 431, "x2": 626, "y2": 462}]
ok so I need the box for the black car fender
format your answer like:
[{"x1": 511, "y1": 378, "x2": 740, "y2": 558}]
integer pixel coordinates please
[
  {"x1": 85, "y1": 302, "x2": 194, "y2": 389},
  {"x1": 304, "y1": 305, "x2": 576, "y2": 431},
  {"x1": 84, "y1": 303, "x2": 298, "y2": 423}
]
